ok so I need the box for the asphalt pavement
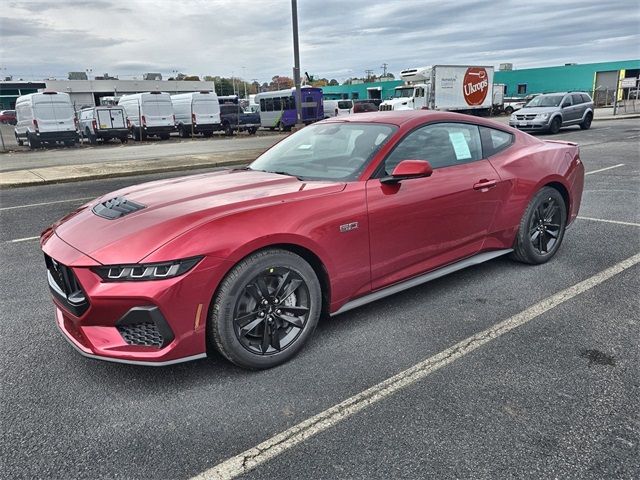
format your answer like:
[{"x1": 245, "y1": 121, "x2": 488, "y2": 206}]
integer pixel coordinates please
[{"x1": 1, "y1": 119, "x2": 639, "y2": 479}]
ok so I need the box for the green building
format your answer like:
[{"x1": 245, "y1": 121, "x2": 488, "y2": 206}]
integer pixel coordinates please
[{"x1": 322, "y1": 60, "x2": 640, "y2": 106}]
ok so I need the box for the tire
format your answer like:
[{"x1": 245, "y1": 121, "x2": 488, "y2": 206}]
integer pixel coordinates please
[
  {"x1": 160, "y1": 133, "x2": 170, "y2": 140},
  {"x1": 248, "y1": 127, "x2": 257, "y2": 135},
  {"x1": 15, "y1": 134, "x2": 24, "y2": 147},
  {"x1": 505, "y1": 106, "x2": 514, "y2": 115},
  {"x1": 548, "y1": 116, "x2": 562, "y2": 134},
  {"x1": 209, "y1": 248, "x2": 322, "y2": 369},
  {"x1": 28, "y1": 134, "x2": 40, "y2": 149},
  {"x1": 580, "y1": 112, "x2": 593, "y2": 130},
  {"x1": 511, "y1": 187, "x2": 567, "y2": 265},
  {"x1": 133, "y1": 128, "x2": 144, "y2": 141},
  {"x1": 277, "y1": 121, "x2": 285, "y2": 133},
  {"x1": 224, "y1": 122, "x2": 233, "y2": 136},
  {"x1": 121, "y1": 136, "x2": 129, "y2": 144},
  {"x1": 64, "y1": 140, "x2": 75, "y2": 147},
  {"x1": 203, "y1": 131, "x2": 213, "y2": 137},
  {"x1": 86, "y1": 129, "x2": 97, "y2": 145},
  {"x1": 178, "y1": 125, "x2": 190, "y2": 138}
]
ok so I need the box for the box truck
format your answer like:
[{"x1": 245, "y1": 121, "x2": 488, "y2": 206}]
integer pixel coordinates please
[{"x1": 379, "y1": 65, "x2": 495, "y2": 114}]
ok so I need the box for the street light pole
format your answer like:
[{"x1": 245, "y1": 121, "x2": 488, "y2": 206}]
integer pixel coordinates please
[{"x1": 291, "y1": 0, "x2": 303, "y2": 128}]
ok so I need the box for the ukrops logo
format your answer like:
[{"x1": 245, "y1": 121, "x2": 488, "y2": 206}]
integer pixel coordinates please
[{"x1": 463, "y1": 67, "x2": 489, "y2": 106}]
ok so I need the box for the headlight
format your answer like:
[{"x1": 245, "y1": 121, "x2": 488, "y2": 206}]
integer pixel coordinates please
[
  {"x1": 510, "y1": 114, "x2": 517, "y2": 120},
  {"x1": 93, "y1": 257, "x2": 202, "y2": 281},
  {"x1": 536, "y1": 113, "x2": 549, "y2": 119}
]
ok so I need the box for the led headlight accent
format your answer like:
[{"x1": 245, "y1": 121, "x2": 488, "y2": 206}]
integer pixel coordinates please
[{"x1": 94, "y1": 257, "x2": 202, "y2": 281}]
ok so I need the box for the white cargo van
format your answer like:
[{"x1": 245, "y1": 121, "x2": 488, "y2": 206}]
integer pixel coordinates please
[
  {"x1": 323, "y1": 99, "x2": 353, "y2": 118},
  {"x1": 118, "y1": 92, "x2": 175, "y2": 140},
  {"x1": 14, "y1": 91, "x2": 79, "y2": 149},
  {"x1": 79, "y1": 106, "x2": 129, "y2": 144},
  {"x1": 171, "y1": 91, "x2": 221, "y2": 137}
]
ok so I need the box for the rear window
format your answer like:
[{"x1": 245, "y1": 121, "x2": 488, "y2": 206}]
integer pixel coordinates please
[
  {"x1": 144, "y1": 100, "x2": 173, "y2": 116},
  {"x1": 337, "y1": 101, "x2": 352, "y2": 110},
  {"x1": 34, "y1": 103, "x2": 74, "y2": 120},
  {"x1": 192, "y1": 101, "x2": 218, "y2": 114}
]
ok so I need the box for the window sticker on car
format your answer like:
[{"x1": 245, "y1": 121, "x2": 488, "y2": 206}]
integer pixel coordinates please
[{"x1": 449, "y1": 132, "x2": 472, "y2": 160}]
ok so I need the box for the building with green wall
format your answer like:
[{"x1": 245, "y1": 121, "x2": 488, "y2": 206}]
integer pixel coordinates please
[{"x1": 321, "y1": 60, "x2": 639, "y2": 106}]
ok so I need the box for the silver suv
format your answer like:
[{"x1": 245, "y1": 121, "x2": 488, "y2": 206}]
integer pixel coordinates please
[{"x1": 509, "y1": 92, "x2": 594, "y2": 134}]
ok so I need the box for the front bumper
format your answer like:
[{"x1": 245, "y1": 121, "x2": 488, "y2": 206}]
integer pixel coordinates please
[
  {"x1": 509, "y1": 119, "x2": 551, "y2": 131},
  {"x1": 42, "y1": 232, "x2": 231, "y2": 365}
]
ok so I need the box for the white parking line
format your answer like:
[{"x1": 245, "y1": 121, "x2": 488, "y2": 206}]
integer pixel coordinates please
[
  {"x1": 578, "y1": 216, "x2": 640, "y2": 227},
  {"x1": 192, "y1": 252, "x2": 640, "y2": 480},
  {"x1": 0, "y1": 197, "x2": 93, "y2": 212},
  {"x1": 7, "y1": 236, "x2": 40, "y2": 243},
  {"x1": 585, "y1": 163, "x2": 625, "y2": 175}
]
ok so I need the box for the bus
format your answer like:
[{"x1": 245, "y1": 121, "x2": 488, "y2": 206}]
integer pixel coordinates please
[{"x1": 255, "y1": 87, "x2": 324, "y2": 131}]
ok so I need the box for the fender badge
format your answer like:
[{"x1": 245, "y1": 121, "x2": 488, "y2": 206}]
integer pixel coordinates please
[{"x1": 339, "y1": 222, "x2": 359, "y2": 233}]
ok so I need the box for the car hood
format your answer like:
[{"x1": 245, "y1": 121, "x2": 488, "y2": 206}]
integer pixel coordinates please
[
  {"x1": 517, "y1": 106, "x2": 559, "y2": 114},
  {"x1": 52, "y1": 169, "x2": 346, "y2": 264}
]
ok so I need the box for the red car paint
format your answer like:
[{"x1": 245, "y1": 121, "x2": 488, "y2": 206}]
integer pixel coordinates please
[{"x1": 41, "y1": 111, "x2": 584, "y2": 365}]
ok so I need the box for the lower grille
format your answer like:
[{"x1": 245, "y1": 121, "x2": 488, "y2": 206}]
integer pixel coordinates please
[
  {"x1": 379, "y1": 104, "x2": 393, "y2": 111},
  {"x1": 515, "y1": 114, "x2": 537, "y2": 120},
  {"x1": 117, "y1": 322, "x2": 164, "y2": 348}
]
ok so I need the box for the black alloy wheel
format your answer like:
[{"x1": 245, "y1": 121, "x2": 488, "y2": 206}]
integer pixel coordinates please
[
  {"x1": 233, "y1": 267, "x2": 310, "y2": 355},
  {"x1": 511, "y1": 186, "x2": 567, "y2": 264},
  {"x1": 548, "y1": 116, "x2": 562, "y2": 134},
  {"x1": 209, "y1": 248, "x2": 321, "y2": 369},
  {"x1": 580, "y1": 112, "x2": 593, "y2": 130}
]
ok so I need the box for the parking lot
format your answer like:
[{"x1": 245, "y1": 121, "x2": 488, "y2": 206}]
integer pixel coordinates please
[{"x1": 1, "y1": 118, "x2": 639, "y2": 479}]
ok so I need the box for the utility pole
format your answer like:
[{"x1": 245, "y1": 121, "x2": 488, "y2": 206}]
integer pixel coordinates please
[
  {"x1": 365, "y1": 69, "x2": 374, "y2": 82},
  {"x1": 380, "y1": 63, "x2": 388, "y2": 77},
  {"x1": 291, "y1": 0, "x2": 303, "y2": 127}
]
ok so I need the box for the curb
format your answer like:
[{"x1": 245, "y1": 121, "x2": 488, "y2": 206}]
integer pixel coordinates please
[
  {"x1": 0, "y1": 150, "x2": 264, "y2": 189},
  {"x1": 593, "y1": 114, "x2": 640, "y2": 121}
]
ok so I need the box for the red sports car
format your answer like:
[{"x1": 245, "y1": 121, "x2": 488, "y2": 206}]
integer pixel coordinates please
[{"x1": 41, "y1": 111, "x2": 584, "y2": 369}]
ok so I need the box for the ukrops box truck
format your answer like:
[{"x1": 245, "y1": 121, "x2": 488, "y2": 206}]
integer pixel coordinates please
[{"x1": 380, "y1": 65, "x2": 495, "y2": 114}]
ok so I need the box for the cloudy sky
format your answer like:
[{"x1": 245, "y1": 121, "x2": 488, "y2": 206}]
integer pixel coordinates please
[{"x1": 1, "y1": 0, "x2": 639, "y2": 82}]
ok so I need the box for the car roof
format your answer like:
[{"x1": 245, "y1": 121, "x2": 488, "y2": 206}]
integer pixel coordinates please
[{"x1": 321, "y1": 110, "x2": 513, "y2": 130}]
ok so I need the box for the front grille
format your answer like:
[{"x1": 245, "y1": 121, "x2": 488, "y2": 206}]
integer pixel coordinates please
[
  {"x1": 379, "y1": 104, "x2": 393, "y2": 111},
  {"x1": 45, "y1": 254, "x2": 89, "y2": 316},
  {"x1": 117, "y1": 322, "x2": 164, "y2": 348},
  {"x1": 515, "y1": 114, "x2": 537, "y2": 120},
  {"x1": 92, "y1": 196, "x2": 145, "y2": 220}
]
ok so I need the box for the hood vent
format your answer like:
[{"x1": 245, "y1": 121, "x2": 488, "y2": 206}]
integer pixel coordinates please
[{"x1": 92, "y1": 196, "x2": 146, "y2": 220}]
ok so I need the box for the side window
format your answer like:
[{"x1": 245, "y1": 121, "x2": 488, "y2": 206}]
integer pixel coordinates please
[
  {"x1": 383, "y1": 123, "x2": 482, "y2": 174},
  {"x1": 415, "y1": 87, "x2": 424, "y2": 98},
  {"x1": 571, "y1": 94, "x2": 583, "y2": 105},
  {"x1": 581, "y1": 93, "x2": 591, "y2": 103},
  {"x1": 273, "y1": 97, "x2": 281, "y2": 111},
  {"x1": 517, "y1": 84, "x2": 527, "y2": 94},
  {"x1": 561, "y1": 96, "x2": 572, "y2": 107},
  {"x1": 480, "y1": 127, "x2": 514, "y2": 156},
  {"x1": 265, "y1": 98, "x2": 273, "y2": 112},
  {"x1": 260, "y1": 99, "x2": 265, "y2": 111}
]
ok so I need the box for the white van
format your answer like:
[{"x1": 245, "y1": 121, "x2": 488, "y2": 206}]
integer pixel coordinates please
[
  {"x1": 323, "y1": 99, "x2": 353, "y2": 118},
  {"x1": 171, "y1": 91, "x2": 221, "y2": 137},
  {"x1": 118, "y1": 92, "x2": 175, "y2": 140},
  {"x1": 78, "y1": 106, "x2": 129, "y2": 144},
  {"x1": 14, "y1": 91, "x2": 79, "y2": 148}
]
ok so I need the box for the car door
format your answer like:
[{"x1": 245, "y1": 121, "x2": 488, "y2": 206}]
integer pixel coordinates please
[
  {"x1": 560, "y1": 95, "x2": 578, "y2": 123},
  {"x1": 571, "y1": 94, "x2": 586, "y2": 121},
  {"x1": 366, "y1": 122, "x2": 506, "y2": 290}
]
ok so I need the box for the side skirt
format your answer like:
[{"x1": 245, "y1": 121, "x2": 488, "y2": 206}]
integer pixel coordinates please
[{"x1": 332, "y1": 249, "x2": 513, "y2": 316}]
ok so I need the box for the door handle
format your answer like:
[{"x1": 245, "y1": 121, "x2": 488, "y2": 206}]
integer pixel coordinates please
[{"x1": 473, "y1": 179, "x2": 497, "y2": 190}]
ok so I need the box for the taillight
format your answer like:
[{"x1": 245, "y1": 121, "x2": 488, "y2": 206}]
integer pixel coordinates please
[
  {"x1": 92, "y1": 120, "x2": 97, "y2": 130},
  {"x1": 335, "y1": 108, "x2": 338, "y2": 116},
  {"x1": 192, "y1": 113, "x2": 196, "y2": 124},
  {"x1": 75, "y1": 117, "x2": 79, "y2": 129},
  {"x1": 33, "y1": 119, "x2": 39, "y2": 132},
  {"x1": 141, "y1": 115, "x2": 146, "y2": 126}
]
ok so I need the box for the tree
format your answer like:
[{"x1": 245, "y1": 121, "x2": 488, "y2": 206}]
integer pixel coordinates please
[
  {"x1": 328, "y1": 79, "x2": 339, "y2": 86},
  {"x1": 269, "y1": 75, "x2": 294, "y2": 90},
  {"x1": 184, "y1": 75, "x2": 200, "y2": 81}
]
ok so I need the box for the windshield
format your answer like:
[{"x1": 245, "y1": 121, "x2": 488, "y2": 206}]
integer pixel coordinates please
[
  {"x1": 393, "y1": 88, "x2": 414, "y2": 98},
  {"x1": 524, "y1": 95, "x2": 564, "y2": 108},
  {"x1": 249, "y1": 122, "x2": 397, "y2": 181}
]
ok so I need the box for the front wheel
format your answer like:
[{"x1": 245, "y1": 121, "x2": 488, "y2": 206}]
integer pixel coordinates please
[
  {"x1": 511, "y1": 187, "x2": 567, "y2": 265},
  {"x1": 505, "y1": 106, "x2": 514, "y2": 115},
  {"x1": 209, "y1": 249, "x2": 322, "y2": 369},
  {"x1": 548, "y1": 116, "x2": 562, "y2": 134}
]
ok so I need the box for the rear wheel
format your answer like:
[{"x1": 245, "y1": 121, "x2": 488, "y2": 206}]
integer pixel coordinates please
[
  {"x1": 548, "y1": 116, "x2": 562, "y2": 134},
  {"x1": 28, "y1": 134, "x2": 40, "y2": 149},
  {"x1": 224, "y1": 122, "x2": 233, "y2": 136},
  {"x1": 159, "y1": 133, "x2": 170, "y2": 140},
  {"x1": 511, "y1": 187, "x2": 567, "y2": 264},
  {"x1": 248, "y1": 127, "x2": 258, "y2": 135},
  {"x1": 121, "y1": 135, "x2": 129, "y2": 144},
  {"x1": 64, "y1": 140, "x2": 75, "y2": 147},
  {"x1": 15, "y1": 134, "x2": 24, "y2": 147},
  {"x1": 580, "y1": 112, "x2": 593, "y2": 130},
  {"x1": 504, "y1": 106, "x2": 514, "y2": 115},
  {"x1": 209, "y1": 249, "x2": 322, "y2": 369},
  {"x1": 178, "y1": 124, "x2": 190, "y2": 138},
  {"x1": 277, "y1": 121, "x2": 285, "y2": 133}
]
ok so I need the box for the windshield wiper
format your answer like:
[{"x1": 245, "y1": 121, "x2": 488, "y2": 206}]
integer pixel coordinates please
[{"x1": 270, "y1": 170, "x2": 306, "y2": 181}]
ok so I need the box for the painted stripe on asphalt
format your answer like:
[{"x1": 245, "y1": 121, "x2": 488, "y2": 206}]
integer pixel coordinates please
[
  {"x1": 192, "y1": 252, "x2": 640, "y2": 480},
  {"x1": 585, "y1": 163, "x2": 625, "y2": 175},
  {"x1": 578, "y1": 216, "x2": 640, "y2": 227},
  {"x1": 0, "y1": 197, "x2": 93, "y2": 211},
  {"x1": 6, "y1": 236, "x2": 39, "y2": 243}
]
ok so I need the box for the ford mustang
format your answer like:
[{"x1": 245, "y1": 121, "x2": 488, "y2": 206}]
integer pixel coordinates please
[{"x1": 41, "y1": 111, "x2": 584, "y2": 369}]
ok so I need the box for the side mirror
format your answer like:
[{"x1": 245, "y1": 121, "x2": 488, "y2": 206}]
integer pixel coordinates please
[
  {"x1": 561, "y1": 102, "x2": 570, "y2": 108},
  {"x1": 381, "y1": 160, "x2": 433, "y2": 184}
]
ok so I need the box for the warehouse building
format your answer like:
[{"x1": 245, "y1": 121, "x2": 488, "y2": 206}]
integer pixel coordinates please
[
  {"x1": 321, "y1": 59, "x2": 640, "y2": 106},
  {"x1": 0, "y1": 79, "x2": 215, "y2": 110}
]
